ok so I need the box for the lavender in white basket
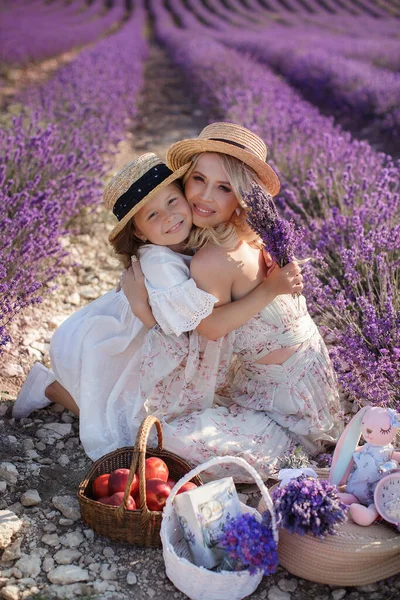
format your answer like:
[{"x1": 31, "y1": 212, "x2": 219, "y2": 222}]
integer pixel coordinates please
[
  {"x1": 272, "y1": 475, "x2": 348, "y2": 538},
  {"x1": 243, "y1": 182, "x2": 302, "y2": 268},
  {"x1": 218, "y1": 513, "x2": 278, "y2": 575}
]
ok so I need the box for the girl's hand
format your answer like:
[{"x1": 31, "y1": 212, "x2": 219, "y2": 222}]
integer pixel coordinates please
[
  {"x1": 121, "y1": 260, "x2": 156, "y2": 328},
  {"x1": 263, "y1": 260, "x2": 303, "y2": 296},
  {"x1": 122, "y1": 261, "x2": 147, "y2": 305}
]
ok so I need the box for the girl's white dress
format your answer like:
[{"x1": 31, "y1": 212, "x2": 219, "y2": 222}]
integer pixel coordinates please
[
  {"x1": 49, "y1": 245, "x2": 217, "y2": 459},
  {"x1": 50, "y1": 245, "x2": 298, "y2": 481}
]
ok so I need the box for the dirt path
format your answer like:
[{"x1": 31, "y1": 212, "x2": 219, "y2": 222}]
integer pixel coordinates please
[{"x1": 0, "y1": 42, "x2": 398, "y2": 600}]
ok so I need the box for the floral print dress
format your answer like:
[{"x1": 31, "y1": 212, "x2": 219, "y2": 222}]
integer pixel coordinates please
[
  {"x1": 228, "y1": 294, "x2": 342, "y2": 452},
  {"x1": 152, "y1": 294, "x2": 340, "y2": 482}
]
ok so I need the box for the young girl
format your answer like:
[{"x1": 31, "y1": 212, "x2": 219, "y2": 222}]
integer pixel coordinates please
[
  {"x1": 13, "y1": 152, "x2": 302, "y2": 474},
  {"x1": 129, "y1": 123, "x2": 342, "y2": 474}
]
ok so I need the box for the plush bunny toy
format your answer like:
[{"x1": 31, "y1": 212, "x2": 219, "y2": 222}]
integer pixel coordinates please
[{"x1": 329, "y1": 406, "x2": 400, "y2": 526}]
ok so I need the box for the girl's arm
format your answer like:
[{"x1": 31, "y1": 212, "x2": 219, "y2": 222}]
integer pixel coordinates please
[
  {"x1": 124, "y1": 250, "x2": 303, "y2": 340},
  {"x1": 190, "y1": 247, "x2": 303, "y2": 340}
]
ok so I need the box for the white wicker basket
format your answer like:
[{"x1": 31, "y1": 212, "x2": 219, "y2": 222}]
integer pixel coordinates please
[{"x1": 161, "y1": 456, "x2": 278, "y2": 600}]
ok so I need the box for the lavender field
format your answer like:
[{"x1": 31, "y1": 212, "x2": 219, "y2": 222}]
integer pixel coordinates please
[{"x1": 1, "y1": 0, "x2": 399, "y2": 412}]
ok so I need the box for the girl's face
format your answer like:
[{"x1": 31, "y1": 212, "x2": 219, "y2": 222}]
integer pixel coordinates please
[
  {"x1": 133, "y1": 183, "x2": 192, "y2": 248},
  {"x1": 184, "y1": 153, "x2": 239, "y2": 228}
]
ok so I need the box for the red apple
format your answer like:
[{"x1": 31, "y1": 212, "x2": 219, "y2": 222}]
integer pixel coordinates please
[
  {"x1": 176, "y1": 481, "x2": 198, "y2": 495},
  {"x1": 98, "y1": 495, "x2": 110, "y2": 503},
  {"x1": 144, "y1": 457, "x2": 169, "y2": 482},
  {"x1": 145, "y1": 478, "x2": 171, "y2": 511},
  {"x1": 92, "y1": 473, "x2": 110, "y2": 499},
  {"x1": 109, "y1": 468, "x2": 139, "y2": 497},
  {"x1": 98, "y1": 492, "x2": 136, "y2": 510}
]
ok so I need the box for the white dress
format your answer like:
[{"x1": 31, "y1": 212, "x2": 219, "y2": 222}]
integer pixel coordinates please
[{"x1": 49, "y1": 245, "x2": 219, "y2": 460}]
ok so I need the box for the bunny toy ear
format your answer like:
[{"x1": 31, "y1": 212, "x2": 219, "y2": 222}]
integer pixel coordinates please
[
  {"x1": 387, "y1": 408, "x2": 400, "y2": 428},
  {"x1": 329, "y1": 406, "x2": 369, "y2": 486}
]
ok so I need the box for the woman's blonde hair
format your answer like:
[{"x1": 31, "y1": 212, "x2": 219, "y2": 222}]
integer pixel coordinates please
[{"x1": 183, "y1": 153, "x2": 264, "y2": 251}]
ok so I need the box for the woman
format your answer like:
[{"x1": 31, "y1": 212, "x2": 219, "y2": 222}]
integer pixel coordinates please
[{"x1": 128, "y1": 122, "x2": 342, "y2": 480}]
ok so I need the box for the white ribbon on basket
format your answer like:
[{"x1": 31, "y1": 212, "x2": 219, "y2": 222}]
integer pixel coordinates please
[{"x1": 277, "y1": 467, "x2": 318, "y2": 488}]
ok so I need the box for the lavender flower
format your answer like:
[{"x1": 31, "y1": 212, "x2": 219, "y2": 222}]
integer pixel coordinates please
[
  {"x1": 1, "y1": 5, "x2": 148, "y2": 349},
  {"x1": 272, "y1": 475, "x2": 347, "y2": 538},
  {"x1": 243, "y1": 182, "x2": 302, "y2": 267},
  {"x1": 317, "y1": 453, "x2": 334, "y2": 468},
  {"x1": 0, "y1": 1, "x2": 127, "y2": 67},
  {"x1": 218, "y1": 513, "x2": 278, "y2": 575},
  {"x1": 226, "y1": 32, "x2": 400, "y2": 139}
]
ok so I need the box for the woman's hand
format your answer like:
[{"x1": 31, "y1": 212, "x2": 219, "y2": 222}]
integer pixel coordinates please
[
  {"x1": 121, "y1": 259, "x2": 156, "y2": 328},
  {"x1": 263, "y1": 260, "x2": 303, "y2": 296}
]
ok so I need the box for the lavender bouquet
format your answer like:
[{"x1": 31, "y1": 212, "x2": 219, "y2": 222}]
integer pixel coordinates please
[
  {"x1": 218, "y1": 513, "x2": 278, "y2": 575},
  {"x1": 243, "y1": 182, "x2": 302, "y2": 268},
  {"x1": 272, "y1": 475, "x2": 348, "y2": 538}
]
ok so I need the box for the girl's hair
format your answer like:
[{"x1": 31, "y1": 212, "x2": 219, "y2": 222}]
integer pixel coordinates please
[
  {"x1": 110, "y1": 218, "x2": 143, "y2": 268},
  {"x1": 109, "y1": 181, "x2": 184, "y2": 267},
  {"x1": 183, "y1": 153, "x2": 264, "y2": 252}
]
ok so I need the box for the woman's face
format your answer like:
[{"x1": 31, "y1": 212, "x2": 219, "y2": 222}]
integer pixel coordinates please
[
  {"x1": 184, "y1": 153, "x2": 239, "y2": 228},
  {"x1": 133, "y1": 183, "x2": 192, "y2": 247}
]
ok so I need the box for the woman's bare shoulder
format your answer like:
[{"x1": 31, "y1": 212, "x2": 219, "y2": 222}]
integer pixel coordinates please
[
  {"x1": 193, "y1": 242, "x2": 231, "y2": 263},
  {"x1": 190, "y1": 244, "x2": 234, "y2": 301},
  {"x1": 191, "y1": 243, "x2": 234, "y2": 275}
]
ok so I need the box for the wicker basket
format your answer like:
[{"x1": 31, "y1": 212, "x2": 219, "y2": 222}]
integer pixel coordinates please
[
  {"x1": 258, "y1": 469, "x2": 400, "y2": 586},
  {"x1": 161, "y1": 455, "x2": 278, "y2": 600},
  {"x1": 77, "y1": 415, "x2": 202, "y2": 547}
]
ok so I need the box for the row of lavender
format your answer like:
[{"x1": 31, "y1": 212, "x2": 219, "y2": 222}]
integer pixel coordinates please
[
  {"x1": 220, "y1": 32, "x2": 400, "y2": 139},
  {"x1": 193, "y1": 0, "x2": 400, "y2": 71},
  {"x1": 176, "y1": 0, "x2": 400, "y2": 139},
  {"x1": 204, "y1": 0, "x2": 395, "y2": 20},
  {"x1": 254, "y1": 0, "x2": 397, "y2": 18},
  {"x1": 0, "y1": 3, "x2": 147, "y2": 348},
  {"x1": 186, "y1": 0, "x2": 400, "y2": 35},
  {"x1": 0, "y1": 0, "x2": 127, "y2": 67},
  {"x1": 152, "y1": 1, "x2": 400, "y2": 411}
]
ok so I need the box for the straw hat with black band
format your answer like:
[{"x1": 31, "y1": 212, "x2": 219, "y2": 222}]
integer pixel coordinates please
[
  {"x1": 105, "y1": 153, "x2": 190, "y2": 242},
  {"x1": 166, "y1": 122, "x2": 280, "y2": 197}
]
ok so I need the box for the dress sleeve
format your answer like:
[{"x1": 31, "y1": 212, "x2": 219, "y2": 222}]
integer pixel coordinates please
[{"x1": 140, "y1": 246, "x2": 218, "y2": 336}]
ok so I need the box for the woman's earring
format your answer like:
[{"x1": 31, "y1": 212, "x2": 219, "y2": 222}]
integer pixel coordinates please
[{"x1": 235, "y1": 207, "x2": 241, "y2": 216}]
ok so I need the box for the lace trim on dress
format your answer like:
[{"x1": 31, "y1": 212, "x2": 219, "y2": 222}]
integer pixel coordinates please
[{"x1": 149, "y1": 278, "x2": 218, "y2": 336}]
